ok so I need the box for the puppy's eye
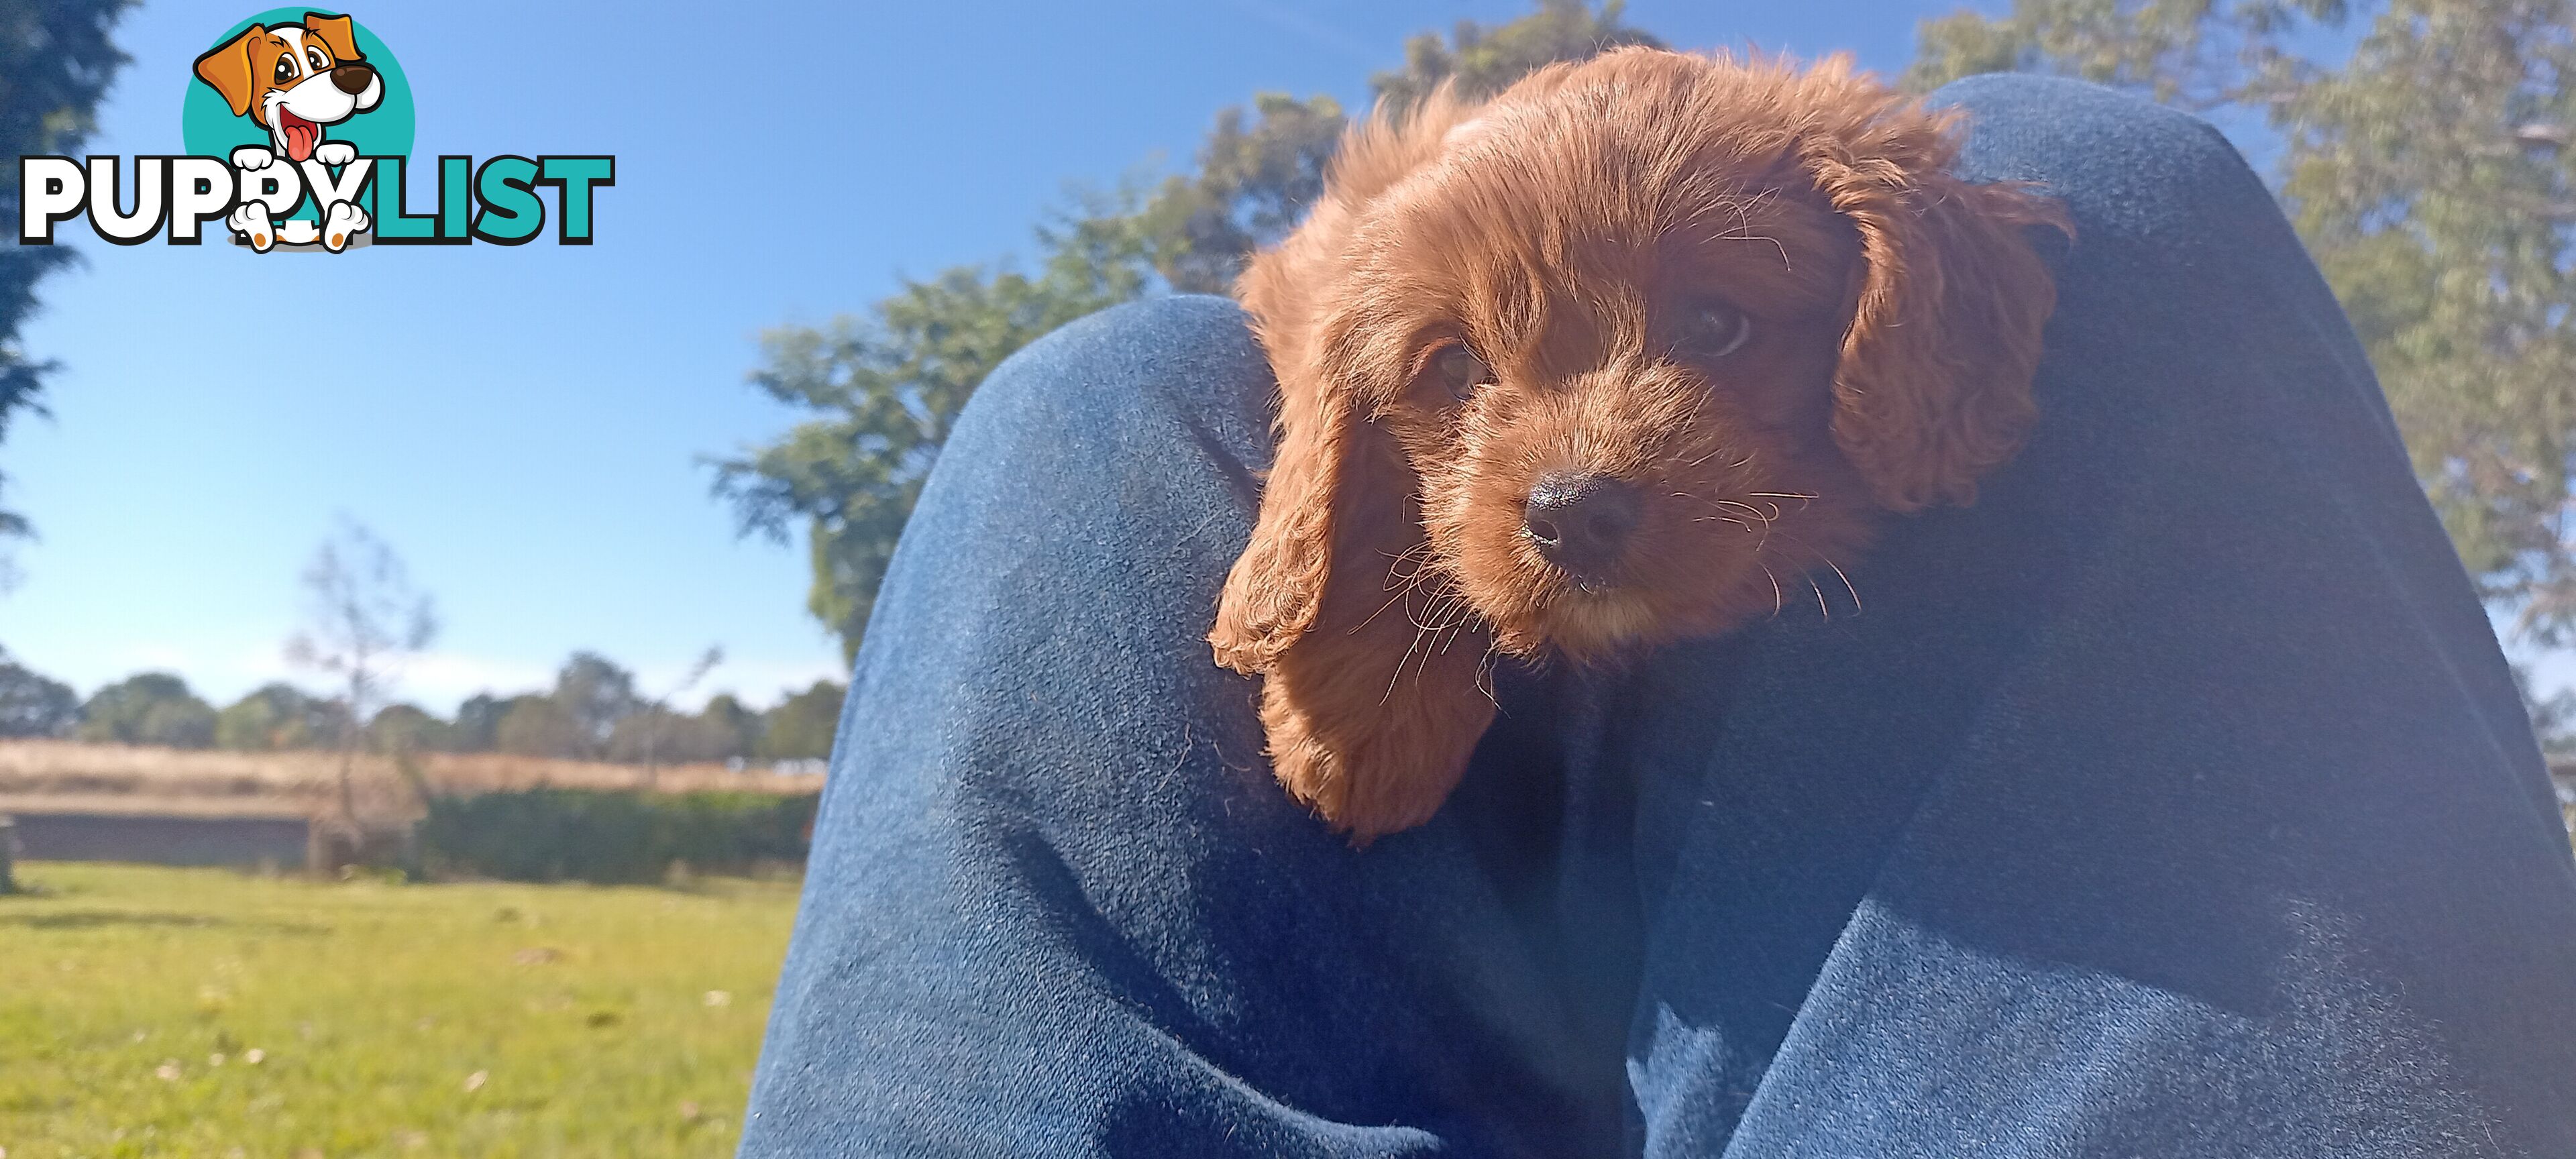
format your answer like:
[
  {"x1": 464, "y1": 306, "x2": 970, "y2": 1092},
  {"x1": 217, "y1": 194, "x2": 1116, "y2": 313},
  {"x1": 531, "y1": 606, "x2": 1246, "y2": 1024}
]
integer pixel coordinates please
[
  {"x1": 1432, "y1": 344, "x2": 1493, "y2": 400},
  {"x1": 307, "y1": 47, "x2": 329, "y2": 72},
  {"x1": 274, "y1": 54, "x2": 297, "y2": 83},
  {"x1": 1680, "y1": 300, "x2": 1754, "y2": 360}
]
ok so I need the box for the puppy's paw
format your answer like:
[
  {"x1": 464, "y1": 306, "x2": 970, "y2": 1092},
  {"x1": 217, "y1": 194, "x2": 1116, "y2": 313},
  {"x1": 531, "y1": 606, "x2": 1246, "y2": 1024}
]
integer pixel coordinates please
[
  {"x1": 322, "y1": 201, "x2": 368, "y2": 251},
  {"x1": 227, "y1": 203, "x2": 274, "y2": 252},
  {"x1": 312, "y1": 141, "x2": 357, "y2": 167},
  {"x1": 229, "y1": 146, "x2": 274, "y2": 172}
]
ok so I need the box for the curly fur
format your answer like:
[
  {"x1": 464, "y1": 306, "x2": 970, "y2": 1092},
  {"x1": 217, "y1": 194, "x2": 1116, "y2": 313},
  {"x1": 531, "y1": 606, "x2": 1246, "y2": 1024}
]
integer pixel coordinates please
[{"x1": 1211, "y1": 49, "x2": 2067, "y2": 841}]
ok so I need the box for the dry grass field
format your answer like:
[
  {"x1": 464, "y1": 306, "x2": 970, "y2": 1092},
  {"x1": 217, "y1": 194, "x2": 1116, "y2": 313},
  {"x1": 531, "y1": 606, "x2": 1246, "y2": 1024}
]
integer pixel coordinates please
[{"x1": 0, "y1": 740, "x2": 823, "y2": 826}]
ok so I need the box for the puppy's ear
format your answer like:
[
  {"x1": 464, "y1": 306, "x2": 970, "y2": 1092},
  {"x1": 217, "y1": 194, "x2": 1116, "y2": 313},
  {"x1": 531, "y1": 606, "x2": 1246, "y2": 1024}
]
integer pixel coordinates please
[
  {"x1": 1214, "y1": 84, "x2": 1483, "y2": 673},
  {"x1": 1212, "y1": 82, "x2": 1503, "y2": 840},
  {"x1": 1209, "y1": 381, "x2": 1393, "y2": 673},
  {"x1": 1212, "y1": 315, "x2": 1448, "y2": 671},
  {"x1": 193, "y1": 25, "x2": 266, "y2": 118},
  {"x1": 303, "y1": 13, "x2": 364, "y2": 63},
  {"x1": 1209, "y1": 346, "x2": 1497, "y2": 840},
  {"x1": 1806, "y1": 103, "x2": 2066, "y2": 512}
]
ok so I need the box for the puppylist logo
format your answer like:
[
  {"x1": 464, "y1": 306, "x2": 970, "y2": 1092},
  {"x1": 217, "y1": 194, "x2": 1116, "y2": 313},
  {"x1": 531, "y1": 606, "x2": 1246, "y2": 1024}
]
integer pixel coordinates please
[{"x1": 18, "y1": 9, "x2": 612, "y2": 252}]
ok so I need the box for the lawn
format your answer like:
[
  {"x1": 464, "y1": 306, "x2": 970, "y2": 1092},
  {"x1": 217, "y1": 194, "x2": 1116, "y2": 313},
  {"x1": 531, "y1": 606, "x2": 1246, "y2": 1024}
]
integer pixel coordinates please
[{"x1": 0, "y1": 863, "x2": 802, "y2": 1158}]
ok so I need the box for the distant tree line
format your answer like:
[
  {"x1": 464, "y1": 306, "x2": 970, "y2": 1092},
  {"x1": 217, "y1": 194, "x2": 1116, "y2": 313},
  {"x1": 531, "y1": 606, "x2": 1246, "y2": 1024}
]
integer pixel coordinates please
[{"x1": 0, "y1": 646, "x2": 844, "y2": 764}]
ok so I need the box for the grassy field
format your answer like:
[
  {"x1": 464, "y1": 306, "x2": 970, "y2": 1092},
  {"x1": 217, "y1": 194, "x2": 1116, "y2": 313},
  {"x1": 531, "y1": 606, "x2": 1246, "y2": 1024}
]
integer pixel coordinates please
[{"x1": 0, "y1": 863, "x2": 802, "y2": 1158}]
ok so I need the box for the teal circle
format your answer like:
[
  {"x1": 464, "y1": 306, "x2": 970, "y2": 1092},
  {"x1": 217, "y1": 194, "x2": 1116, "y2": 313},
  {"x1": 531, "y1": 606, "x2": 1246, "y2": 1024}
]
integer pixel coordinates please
[{"x1": 181, "y1": 9, "x2": 415, "y2": 221}]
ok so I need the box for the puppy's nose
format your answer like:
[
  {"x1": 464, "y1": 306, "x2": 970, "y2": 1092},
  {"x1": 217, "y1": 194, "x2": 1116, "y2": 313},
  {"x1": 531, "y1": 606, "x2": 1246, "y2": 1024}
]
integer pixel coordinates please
[
  {"x1": 331, "y1": 63, "x2": 375, "y2": 95},
  {"x1": 1523, "y1": 472, "x2": 1641, "y2": 575}
]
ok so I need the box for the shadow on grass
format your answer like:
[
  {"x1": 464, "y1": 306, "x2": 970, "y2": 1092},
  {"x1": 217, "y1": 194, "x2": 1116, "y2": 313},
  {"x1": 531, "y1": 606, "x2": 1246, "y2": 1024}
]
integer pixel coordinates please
[{"x1": 0, "y1": 909, "x2": 331, "y2": 936}]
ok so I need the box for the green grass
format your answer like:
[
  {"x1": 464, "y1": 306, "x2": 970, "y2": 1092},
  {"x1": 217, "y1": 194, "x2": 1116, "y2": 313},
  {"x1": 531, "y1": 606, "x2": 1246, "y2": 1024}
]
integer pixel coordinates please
[{"x1": 0, "y1": 863, "x2": 802, "y2": 1158}]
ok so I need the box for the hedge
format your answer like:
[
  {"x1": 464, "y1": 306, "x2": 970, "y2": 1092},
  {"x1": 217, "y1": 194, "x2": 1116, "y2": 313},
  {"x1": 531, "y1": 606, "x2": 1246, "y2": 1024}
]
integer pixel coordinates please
[{"x1": 416, "y1": 787, "x2": 818, "y2": 884}]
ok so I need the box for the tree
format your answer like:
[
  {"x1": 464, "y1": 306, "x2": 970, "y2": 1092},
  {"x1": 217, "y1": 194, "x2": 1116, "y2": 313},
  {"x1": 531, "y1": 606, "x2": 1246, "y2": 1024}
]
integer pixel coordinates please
[
  {"x1": 75, "y1": 673, "x2": 216, "y2": 747},
  {"x1": 493, "y1": 694, "x2": 580, "y2": 759},
  {"x1": 368, "y1": 702, "x2": 448, "y2": 755},
  {"x1": 1906, "y1": 1, "x2": 2343, "y2": 108},
  {"x1": 698, "y1": 692, "x2": 763, "y2": 757},
  {"x1": 1371, "y1": 0, "x2": 1662, "y2": 113},
  {"x1": 1909, "y1": 2, "x2": 2576, "y2": 655},
  {"x1": 718, "y1": 1, "x2": 1655, "y2": 661},
  {"x1": 627, "y1": 645, "x2": 720, "y2": 785},
  {"x1": 757, "y1": 679, "x2": 847, "y2": 763},
  {"x1": 606, "y1": 704, "x2": 752, "y2": 765},
  {"x1": 1133, "y1": 93, "x2": 1348, "y2": 295},
  {"x1": 0, "y1": 0, "x2": 134, "y2": 550},
  {"x1": 286, "y1": 521, "x2": 438, "y2": 824},
  {"x1": 0, "y1": 647, "x2": 77, "y2": 738},
  {"x1": 214, "y1": 682, "x2": 334, "y2": 751},
  {"x1": 2517, "y1": 661, "x2": 2576, "y2": 756},
  {"x1": 711, "y1": 205, "x2": 1156, "y2": 661},
  {"x1": 549, "y1": 651, "x2": 639, "y2": 759},
  {"x1": 450, "y1": 692, "x2": 506, "y2": 752}
]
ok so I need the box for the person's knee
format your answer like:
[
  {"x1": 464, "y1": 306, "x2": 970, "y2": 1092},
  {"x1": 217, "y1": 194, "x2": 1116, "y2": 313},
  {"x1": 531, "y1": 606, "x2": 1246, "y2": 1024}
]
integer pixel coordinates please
[
  {"x1": 910, "y1": 293, "x2": 1277, "y2": 584},
  {"x1": 961, "y1": 294, "x2": 1272, "y2": 467},
  {"x1": 1931, "y1": 73, "x2": 2267, "y2": 239}
]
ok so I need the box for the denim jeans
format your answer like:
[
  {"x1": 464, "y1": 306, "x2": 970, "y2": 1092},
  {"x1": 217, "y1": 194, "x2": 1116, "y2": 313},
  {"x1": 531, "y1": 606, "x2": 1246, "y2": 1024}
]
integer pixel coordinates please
[{"x1": 738, "y1": 75, "x2": 2576, "y2": 1157}]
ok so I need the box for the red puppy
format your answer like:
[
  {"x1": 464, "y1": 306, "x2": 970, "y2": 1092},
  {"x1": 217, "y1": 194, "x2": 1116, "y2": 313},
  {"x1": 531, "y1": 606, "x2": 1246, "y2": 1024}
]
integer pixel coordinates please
[{"x1": 1211, "y1": 50, "x2": 2065, "y2": 841}]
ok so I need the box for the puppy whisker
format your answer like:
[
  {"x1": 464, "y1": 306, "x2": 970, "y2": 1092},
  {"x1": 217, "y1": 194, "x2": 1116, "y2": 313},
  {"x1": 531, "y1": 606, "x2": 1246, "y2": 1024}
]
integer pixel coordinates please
[
  {"x1": 1383, "y1": 620, "x2": 1437, "y2": 706},
  {"x1": 1355, "y1": 549, "x2": 1455, "y2": 634},
  {"x1": 1379, "y1": 541, "x2": 1439, "y2": 590},
  {"x1": 1691, "y1": 514, "x2": 1760, "y2": 535},
  {"x1": 1357, "y1": 577, "x2": 1431, "y2": 633},
  {"x1": 1772, "y1": 529, "x2": 1864, "y2": 615},
  {"x1": 1723, "y1": 229, "x2": 1794, "y2": 273},
  {"x1": 1411, "y1": 590, "x2": 1466, "y2": 634},
  {"x1": 1822, "y1": 557, "x2": 1862, "y2": 614},
  {"x1": 1744, "y1": 491, "x2": 1817, "y2": 515},
  {"x1": 1434, "y1": 614, "x2": 1477, "y2": 657},
  {"x1": 1682, "y1": 442, "x2": 1735, "y2": 470},
  {"x1": 1680, "y1": 490, "x2": 1763, "y2": 533},
  {"x1": 1709, "y1": 498, "x2": 1774, "y2": 522},
  {"x1": 1404, "y1": 590, "x2": 1449, "y2": 634},
  {"x1": 1709, "y1": 498, "x2": 1778, "y2": 550}
]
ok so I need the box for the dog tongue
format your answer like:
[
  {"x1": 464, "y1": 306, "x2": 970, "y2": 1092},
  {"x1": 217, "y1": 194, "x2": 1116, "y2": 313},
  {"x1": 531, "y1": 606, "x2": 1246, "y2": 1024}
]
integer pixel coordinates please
[{"x1": 281, "y1": 112, "x2": 318, "y2": 162}]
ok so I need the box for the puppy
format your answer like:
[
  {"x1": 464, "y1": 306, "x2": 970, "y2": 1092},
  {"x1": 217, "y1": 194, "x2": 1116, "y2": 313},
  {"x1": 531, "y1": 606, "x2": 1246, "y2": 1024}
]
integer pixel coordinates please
[
  {"x1": 193, "y1": 12, "x2": 383, "y2": 252},
  {"x1": 1210, "y1": 50, "x2": 2065, "y2": 841}
]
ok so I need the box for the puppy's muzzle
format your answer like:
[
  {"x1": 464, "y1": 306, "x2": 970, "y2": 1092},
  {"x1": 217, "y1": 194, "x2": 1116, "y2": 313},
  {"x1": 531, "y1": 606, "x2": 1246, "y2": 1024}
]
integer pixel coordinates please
[
  {"x1": 1523, "y1": 470, "x2": 1640, "y2": 582},
  {"x1": 331, "y1": 63, "x2": 376, "y2": 95}
]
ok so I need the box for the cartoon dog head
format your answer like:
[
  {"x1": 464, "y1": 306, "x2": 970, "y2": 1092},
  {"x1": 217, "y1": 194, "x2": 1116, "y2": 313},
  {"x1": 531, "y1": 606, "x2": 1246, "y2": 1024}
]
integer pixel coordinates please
[{"x1": 193, "y1": 13, "x2": 384, "y2": 163}]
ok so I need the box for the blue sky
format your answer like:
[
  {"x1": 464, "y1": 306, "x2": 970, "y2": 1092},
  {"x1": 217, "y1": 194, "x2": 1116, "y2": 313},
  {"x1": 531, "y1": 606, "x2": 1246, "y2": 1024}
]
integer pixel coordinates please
[{"x1": 6, "y1": 0, "x2": 2045, "y2": 714}]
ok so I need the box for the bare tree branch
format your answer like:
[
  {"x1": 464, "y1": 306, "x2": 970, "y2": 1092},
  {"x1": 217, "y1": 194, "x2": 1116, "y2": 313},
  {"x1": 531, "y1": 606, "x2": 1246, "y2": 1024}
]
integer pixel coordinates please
[{"x1": 285, "y1": 518, "x2": 438, "y2": 827}]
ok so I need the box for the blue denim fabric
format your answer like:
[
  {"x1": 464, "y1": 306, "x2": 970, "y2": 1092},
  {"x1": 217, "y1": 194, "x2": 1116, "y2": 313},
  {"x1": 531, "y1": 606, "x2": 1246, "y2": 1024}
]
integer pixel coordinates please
[{"x1": 739, "y1": 76, "x2": 2576, "y2": 1157}]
